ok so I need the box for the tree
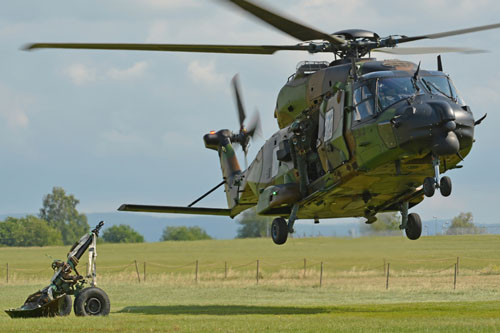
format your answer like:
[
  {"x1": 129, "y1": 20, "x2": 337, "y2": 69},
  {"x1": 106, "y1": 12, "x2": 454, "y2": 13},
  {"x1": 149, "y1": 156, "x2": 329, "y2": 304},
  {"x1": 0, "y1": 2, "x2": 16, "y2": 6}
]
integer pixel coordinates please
[
  {"x1": 446, "y1": 212, "x2": 484, "y2": 235},
  {"x1": 102, "y1": 224, "x2": 144, "y2": 243},
  {"x1": 0, "y1": 216, "x2": 63, "y2": 247},
  {"x1": 360, "y1": 212, "x2": 400, "y2": 235},
  {"x1": 39, "y1": 187, "x2": 90, "y2": 245},
  {"x1": 236, "y1": 208, "x2": 272, "y2": 238},
  {"x1": 161, "y1": 226, "x2": 212, "y2": 241}
]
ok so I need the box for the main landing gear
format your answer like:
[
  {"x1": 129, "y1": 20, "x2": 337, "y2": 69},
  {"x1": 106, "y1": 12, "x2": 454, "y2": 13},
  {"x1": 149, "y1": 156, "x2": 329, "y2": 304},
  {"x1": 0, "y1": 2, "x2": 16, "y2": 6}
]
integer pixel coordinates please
[
  {"x1": 399, "y1": 201, "x2": 422, "y2": 240},
  {"x1": 423, "y1": 155, "x2": 452, "y2": 198},
  {"x1": 271, "y1": 205, "x2": 299, "y2": 245}
]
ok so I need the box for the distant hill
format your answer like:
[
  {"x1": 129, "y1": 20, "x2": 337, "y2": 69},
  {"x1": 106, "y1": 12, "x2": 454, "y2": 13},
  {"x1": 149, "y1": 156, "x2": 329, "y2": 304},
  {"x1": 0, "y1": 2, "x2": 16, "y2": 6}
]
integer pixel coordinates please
[{"x1": 2, "y1": 212, "x2": 499, "y2": 242}]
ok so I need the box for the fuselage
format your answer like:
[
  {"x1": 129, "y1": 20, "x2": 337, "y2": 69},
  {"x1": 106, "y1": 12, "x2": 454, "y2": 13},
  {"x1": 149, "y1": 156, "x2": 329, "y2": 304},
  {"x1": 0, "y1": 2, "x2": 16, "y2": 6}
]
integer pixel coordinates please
[{"x1": 230, "y1": 58, "x2": 475, "y2": 220}]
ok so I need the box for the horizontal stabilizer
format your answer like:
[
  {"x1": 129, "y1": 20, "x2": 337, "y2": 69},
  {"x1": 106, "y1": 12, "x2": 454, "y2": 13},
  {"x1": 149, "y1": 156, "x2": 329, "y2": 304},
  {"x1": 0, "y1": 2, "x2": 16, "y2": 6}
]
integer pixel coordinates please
[{"x1": 118, "y1": 204, "x2": 232, "y2": 216}]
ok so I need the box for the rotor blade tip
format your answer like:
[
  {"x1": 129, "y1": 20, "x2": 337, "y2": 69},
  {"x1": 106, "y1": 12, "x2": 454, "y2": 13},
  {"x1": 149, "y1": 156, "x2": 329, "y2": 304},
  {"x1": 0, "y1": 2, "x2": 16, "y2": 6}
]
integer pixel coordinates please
[
  {"x1": 118, "y1": 204, "x2": 128, "y2": 211},
  {"x1": 21, "y1": 44, "x2": 36, "y2": 51}
]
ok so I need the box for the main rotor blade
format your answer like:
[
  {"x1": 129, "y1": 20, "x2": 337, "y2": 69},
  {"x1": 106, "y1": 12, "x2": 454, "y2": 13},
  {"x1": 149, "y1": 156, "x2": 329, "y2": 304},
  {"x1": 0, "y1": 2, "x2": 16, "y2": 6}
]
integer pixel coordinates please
[
  {"x1": 397, "y1": 22, "x2": 500, "y2": 44},
  {"x1": 373, "y1": 46, "x2": 488, "y2": 55},
  {"x1": 23, "y1": 42, "x2": 310, "y2": 55},
  {"x1": 232, "y1": 74, "x2": 246, "y2": 128},
  {"x1": 223, "y1": 0, "x2": 345, "y2": 45}
]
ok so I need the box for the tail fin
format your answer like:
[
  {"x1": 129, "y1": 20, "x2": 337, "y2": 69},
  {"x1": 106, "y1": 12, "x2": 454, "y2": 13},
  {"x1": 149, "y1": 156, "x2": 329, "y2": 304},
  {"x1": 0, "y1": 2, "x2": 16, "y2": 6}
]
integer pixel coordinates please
[{"x1": 204, "y1": 130, "x2": 242, "y2": 209}]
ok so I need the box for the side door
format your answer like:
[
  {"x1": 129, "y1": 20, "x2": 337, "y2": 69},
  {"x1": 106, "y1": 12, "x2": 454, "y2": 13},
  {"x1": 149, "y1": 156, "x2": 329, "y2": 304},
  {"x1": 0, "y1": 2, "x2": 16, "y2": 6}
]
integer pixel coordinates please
[{"x1": 322, "y1": 90, "x2": 350, "y2": 170}]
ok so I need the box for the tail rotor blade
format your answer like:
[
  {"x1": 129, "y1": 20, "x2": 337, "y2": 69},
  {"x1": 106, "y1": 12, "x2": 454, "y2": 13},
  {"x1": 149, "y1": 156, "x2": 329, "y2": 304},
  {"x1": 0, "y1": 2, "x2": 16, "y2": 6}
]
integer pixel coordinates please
[
  {"x1": 232, "y1": 74, "x2": 246, "y2": 130},
  {"x1": 246, "y1": 110, "x2": 262, "y2": 138}
]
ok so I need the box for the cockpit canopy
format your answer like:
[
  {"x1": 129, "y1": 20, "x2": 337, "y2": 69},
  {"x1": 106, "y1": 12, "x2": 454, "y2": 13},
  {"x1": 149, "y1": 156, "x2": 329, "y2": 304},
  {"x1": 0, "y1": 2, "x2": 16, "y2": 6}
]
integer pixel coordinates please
[{"x1": 352, "y1": 71, "x2": 465, "y2": 122}]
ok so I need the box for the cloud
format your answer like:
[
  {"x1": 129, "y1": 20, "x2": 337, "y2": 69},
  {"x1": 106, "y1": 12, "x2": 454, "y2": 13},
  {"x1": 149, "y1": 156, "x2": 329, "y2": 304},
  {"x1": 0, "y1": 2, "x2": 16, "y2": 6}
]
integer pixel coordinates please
[
  {"x1": 0, "y1": 83, "x2": 30, "y2": 129},
  {"x1": 107, "y1": 61, "x2": 149, "y2": 80},
  {"x1": 65, "y1": 63, "x2": 96, "y2": 85},
  {"x1": 187, "y1": 60, "x2": 227, "y2": 88},
  {"x1": 64, "y1": 62, "x2": 148, "y2": 85}
]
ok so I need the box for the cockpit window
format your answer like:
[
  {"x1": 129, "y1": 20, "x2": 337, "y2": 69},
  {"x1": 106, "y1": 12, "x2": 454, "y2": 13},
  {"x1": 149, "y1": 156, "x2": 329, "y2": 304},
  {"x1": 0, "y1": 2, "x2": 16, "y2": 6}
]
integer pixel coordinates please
[
  {"x1": 378, "y1": 77, "x2": 421, "y2": 110},
  {"x1": 421, "y1": 76, "x2": 452, "y2": 99},
  {"x1": 421, "y1": 75, "x2": 466, "y2": 106}
]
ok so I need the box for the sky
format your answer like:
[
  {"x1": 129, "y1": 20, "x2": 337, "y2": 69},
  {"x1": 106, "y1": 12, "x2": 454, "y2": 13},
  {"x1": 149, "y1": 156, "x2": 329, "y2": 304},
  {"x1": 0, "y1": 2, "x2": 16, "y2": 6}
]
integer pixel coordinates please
[{"x1": 0, "y1": 0, "x2": 499, "y2": 225}]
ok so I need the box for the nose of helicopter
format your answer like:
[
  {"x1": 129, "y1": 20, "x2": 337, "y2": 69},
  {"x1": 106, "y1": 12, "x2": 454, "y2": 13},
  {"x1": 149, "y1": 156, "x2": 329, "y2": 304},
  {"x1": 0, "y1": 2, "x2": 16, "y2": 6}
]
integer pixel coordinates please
[{"x1": 391, "y1": 97, "x2": 475, "y2": 156}]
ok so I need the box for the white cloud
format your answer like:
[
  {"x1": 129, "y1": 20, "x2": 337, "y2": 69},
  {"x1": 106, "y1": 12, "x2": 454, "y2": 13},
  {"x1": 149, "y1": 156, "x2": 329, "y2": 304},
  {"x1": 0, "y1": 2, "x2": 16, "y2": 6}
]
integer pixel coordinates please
[
  {"x1": 65, "y1": 63, "x2": 96, "y2": 85},
  {"x1": 187, "y1": 60, "x2": 227, "y2": 88},
  {"x1": 0, "y1": 83, "x2": 30, "y2": 129},
  {"x1": 107, "y1": 61, "x2": 149, "y2": 80},
  {"x1": 65, "y1": 62, "x2": 148, "y2": 85}
]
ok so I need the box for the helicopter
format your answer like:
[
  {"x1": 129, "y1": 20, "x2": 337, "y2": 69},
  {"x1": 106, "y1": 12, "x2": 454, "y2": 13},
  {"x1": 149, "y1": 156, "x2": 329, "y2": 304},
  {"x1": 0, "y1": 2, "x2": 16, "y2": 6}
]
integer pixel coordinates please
[{"x1": 24, "y1": 0, "x2": 498, "y2": 245}]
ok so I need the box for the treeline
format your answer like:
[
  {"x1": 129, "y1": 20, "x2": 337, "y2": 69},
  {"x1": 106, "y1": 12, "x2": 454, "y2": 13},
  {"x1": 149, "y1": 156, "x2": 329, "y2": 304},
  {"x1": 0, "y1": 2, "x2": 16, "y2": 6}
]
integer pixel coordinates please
[
  {"x1": 0, "y1": 187, "x2": 214, "y2": 247},
  {"x1": 0, "y1": 187, "x2": 89, "y2": 247},
  {"x1": 360, "y1": 211, "x2": 484, "y2": 235}
]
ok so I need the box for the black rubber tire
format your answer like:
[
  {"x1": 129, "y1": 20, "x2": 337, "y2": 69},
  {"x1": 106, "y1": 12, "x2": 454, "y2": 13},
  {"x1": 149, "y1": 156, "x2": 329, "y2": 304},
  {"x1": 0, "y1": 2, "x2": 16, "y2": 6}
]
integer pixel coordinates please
[
  {"x1": 423, "y1": 177, "x2": 435, "y2": 197},
  {"x1": 440, "y1": 176, "x2": 452, "y2": 197},
  {"x1": 74, "y1": 287, "x2": 110, "y2": 316},
  {"x1": 58, "y1": 294, "x2": 72, "y2": 316},
  {"x1": 271, "y1": 217, "x2": 288, "y2": 245},
  {"x1": 405, "y1": 213, "x2": 422, "y2": 240}
]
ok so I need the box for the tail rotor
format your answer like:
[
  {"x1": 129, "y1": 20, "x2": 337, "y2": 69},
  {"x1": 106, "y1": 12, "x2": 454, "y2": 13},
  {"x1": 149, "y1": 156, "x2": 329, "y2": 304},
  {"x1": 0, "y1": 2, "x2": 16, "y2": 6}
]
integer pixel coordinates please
[{"x1": 231, "y1": 74, "x2": 262, "y2": 168}]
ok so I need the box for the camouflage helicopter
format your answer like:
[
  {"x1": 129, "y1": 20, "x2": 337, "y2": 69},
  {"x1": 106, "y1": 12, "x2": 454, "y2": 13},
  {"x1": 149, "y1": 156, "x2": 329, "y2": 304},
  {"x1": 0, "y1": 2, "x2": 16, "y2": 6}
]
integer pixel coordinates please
[{"x1": 26, "y1": 0, "x2": 498, "y2": 245}]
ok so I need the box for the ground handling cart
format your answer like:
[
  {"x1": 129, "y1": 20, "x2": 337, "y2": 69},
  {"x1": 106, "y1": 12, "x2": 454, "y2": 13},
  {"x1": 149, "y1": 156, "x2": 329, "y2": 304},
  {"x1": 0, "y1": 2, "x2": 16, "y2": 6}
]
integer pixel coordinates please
[{"x1": 5, "y1": 221, "x2": 110, "y2": 318}]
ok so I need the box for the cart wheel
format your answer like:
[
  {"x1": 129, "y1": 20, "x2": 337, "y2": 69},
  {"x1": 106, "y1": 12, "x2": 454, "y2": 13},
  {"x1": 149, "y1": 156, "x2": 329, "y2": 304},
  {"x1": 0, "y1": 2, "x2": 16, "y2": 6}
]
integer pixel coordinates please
[
  {"x1": 74, "y1": 287, "x2": 110, "y2": 316},
  {"x1": 58, "y1": 294, "x2": 72, "y2": 316}
]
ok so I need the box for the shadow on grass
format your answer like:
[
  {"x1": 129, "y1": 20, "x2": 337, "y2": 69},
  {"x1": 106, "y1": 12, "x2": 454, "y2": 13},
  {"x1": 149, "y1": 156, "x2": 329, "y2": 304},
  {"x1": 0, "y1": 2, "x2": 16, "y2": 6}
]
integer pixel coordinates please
[{"x1": 118, "y1": 305, "x2": 330, "y2": 316}]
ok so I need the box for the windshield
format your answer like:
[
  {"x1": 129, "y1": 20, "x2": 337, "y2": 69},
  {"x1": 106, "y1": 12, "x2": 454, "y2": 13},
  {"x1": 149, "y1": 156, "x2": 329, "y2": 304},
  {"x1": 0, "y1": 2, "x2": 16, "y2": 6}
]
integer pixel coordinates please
[
  {"x1": 421, "y1": 75, "x2": 466, "y2": 106},
  {"x1": 378, "y1": 77, "x2": 422, "y2": 110},
  {"x1": 421, "y1": 76, "x2": 453, "y2": 99}
]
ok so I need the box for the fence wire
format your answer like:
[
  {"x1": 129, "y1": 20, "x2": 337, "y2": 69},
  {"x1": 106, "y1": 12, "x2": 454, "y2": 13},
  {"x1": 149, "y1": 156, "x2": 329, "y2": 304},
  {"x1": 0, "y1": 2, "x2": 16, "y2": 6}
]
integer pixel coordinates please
[{"x1": 1, "y1": 256, "x2": 499, "y2": 284}]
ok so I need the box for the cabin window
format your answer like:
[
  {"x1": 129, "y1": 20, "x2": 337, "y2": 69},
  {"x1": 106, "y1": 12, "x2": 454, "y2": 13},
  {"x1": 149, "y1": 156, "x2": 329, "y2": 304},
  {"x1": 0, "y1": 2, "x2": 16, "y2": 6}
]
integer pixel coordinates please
[{"x1": 353, "y1": 82, "x2": 376, "y2": 122}]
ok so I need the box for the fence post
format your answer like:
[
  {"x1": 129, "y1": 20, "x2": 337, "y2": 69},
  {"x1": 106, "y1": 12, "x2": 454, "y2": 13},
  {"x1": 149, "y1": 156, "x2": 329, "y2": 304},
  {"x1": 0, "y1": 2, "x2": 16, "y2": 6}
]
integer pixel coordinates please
[
  {"x1": 256, "y1": 260, "x2": 260, "y2": 285},
  {"x1": 456, "y1": 257, "x2": 459, "y2": 276},
  {"x1": 224, "y1": 261, "x2": 227, "y2": 279},
  {"x1": 303, "y1": 258, "x2": 307, "y2": 278},
  {"x1": 134, "y1": 260, "x2": 141, "y2": 283},
  {"x1": 454, "y1": 263, "x2": 457, "y2": 290},
  {"x1": 320, "y1": 262, "x2": 323, "y2": 288},
  {"x1": 195, "y1": 260, "x2": 199, "y2": 283},
  {"x1": 6, "y1": 263, "x2": 8, "y2": 284},
  {"x1": 386, "y1": 263, "x2": 390, "y2": 290},
  {"x1": 144, "y1": 262, "x2": 147, "y2": 282}
]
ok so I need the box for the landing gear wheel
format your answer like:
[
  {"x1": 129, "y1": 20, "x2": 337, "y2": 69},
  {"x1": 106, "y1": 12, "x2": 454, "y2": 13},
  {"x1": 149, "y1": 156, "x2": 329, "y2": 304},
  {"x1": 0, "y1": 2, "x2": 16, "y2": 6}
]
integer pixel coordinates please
[
  {"x1": 271, "y1": 217, "x2": 288, "y2": 245},
  {"x1": 440, "y1": 176, "x2": 452, "y2": 197},
  {"x1": 423, "y1": 177, "x2": 436, "y2": 197},
  {"x1": 74, "y1": 287, "x2": 110, "y2": 316},
  {"x1": 58, "y1": 294, "x2": 72, "y2": 316},
  {"x1": 405, "y1": 213, "x2": 422, "y2": 240}
]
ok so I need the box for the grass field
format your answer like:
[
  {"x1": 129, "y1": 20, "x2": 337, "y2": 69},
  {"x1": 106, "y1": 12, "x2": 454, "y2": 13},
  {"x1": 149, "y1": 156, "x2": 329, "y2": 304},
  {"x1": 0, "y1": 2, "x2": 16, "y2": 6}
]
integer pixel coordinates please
[{"x1": 0, "y1": 235, "x2": 499, "y2": 332}]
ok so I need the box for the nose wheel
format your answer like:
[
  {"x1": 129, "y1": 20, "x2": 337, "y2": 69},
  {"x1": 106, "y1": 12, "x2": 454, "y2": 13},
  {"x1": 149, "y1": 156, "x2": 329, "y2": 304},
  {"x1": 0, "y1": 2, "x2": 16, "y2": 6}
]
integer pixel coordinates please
[{"x1": 423, "y1": 156, "x2": 452, "y2": 197}]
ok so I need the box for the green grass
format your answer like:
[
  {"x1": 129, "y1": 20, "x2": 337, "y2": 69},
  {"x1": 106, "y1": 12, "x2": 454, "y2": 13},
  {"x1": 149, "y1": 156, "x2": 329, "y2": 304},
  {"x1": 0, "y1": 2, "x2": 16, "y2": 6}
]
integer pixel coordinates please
[{"x1": 0, "y1": 235, "x2": 499, "y2": 331}]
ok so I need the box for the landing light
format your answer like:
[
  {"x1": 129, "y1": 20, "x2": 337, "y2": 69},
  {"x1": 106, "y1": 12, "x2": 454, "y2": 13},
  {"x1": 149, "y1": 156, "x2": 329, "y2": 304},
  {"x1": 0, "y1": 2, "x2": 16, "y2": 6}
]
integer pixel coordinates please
[{"x1": 210, "y1": 131, "x2": 216, "y2": 135}]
